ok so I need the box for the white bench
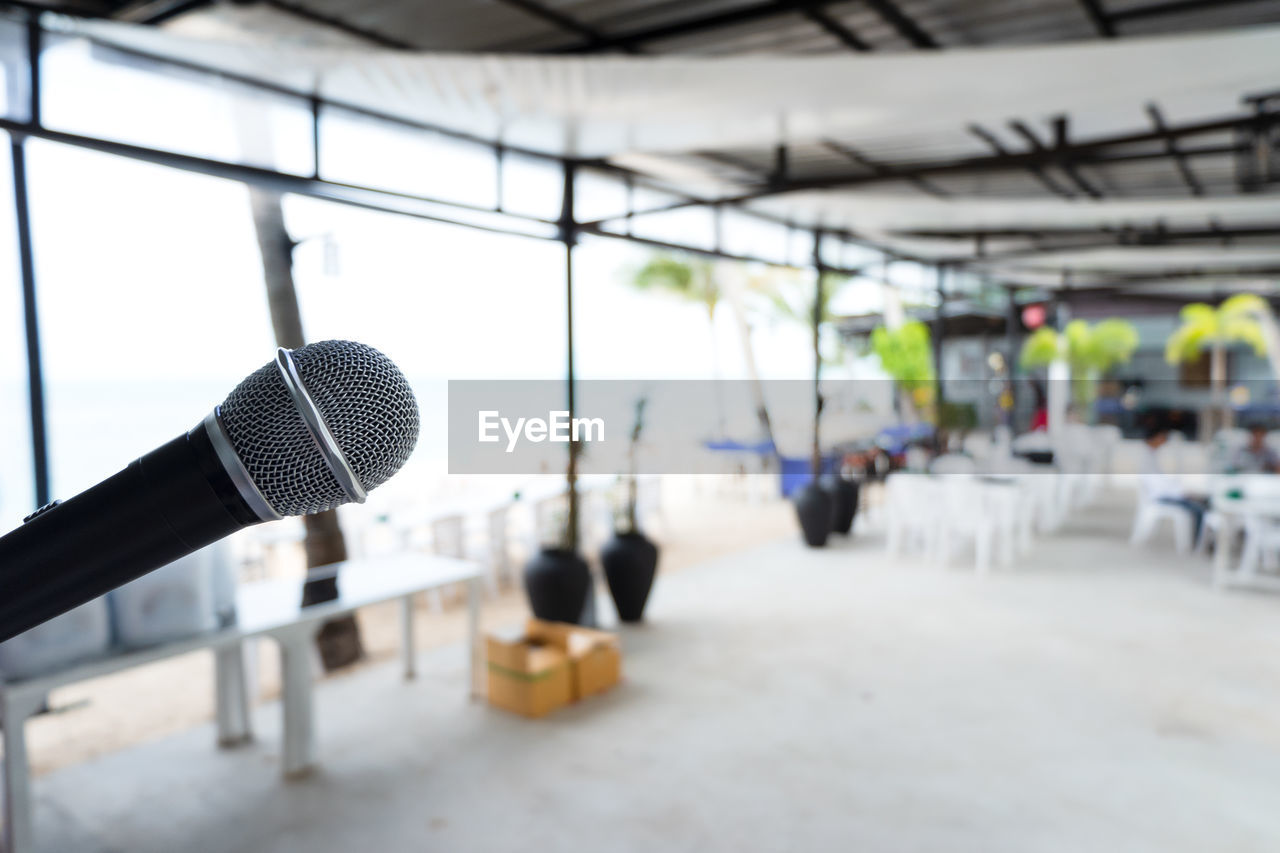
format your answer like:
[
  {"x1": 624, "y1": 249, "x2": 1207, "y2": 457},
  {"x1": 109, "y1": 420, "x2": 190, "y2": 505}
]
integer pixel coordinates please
[{"x1": 1, "y1": 553, "x2": 484, "y2": 853}]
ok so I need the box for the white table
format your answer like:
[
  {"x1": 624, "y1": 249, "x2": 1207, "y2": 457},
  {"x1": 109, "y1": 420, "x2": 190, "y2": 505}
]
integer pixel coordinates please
[
  {"x1": 1, "y1": 553, "x2": 484, "y2": 853},
  {"x1": 1211, "y1": 495, "x2": 1280, "y2": 591}
]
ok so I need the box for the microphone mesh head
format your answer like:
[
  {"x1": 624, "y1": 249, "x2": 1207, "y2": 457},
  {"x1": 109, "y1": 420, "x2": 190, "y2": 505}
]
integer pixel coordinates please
[{"x1": 219, "y1": 340, "x2": 420, "y2": 517}]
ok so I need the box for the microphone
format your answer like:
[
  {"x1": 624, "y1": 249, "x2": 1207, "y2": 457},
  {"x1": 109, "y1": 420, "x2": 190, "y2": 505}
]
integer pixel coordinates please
[{"x1": 0, "y1": 340, "x2": 420, "y2": 643}]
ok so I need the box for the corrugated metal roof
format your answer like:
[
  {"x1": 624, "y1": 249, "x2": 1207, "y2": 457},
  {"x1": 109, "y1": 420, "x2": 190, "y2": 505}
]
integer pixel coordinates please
[{"x1": 38, "y1": 0, "x2": 1280, "y2": 287}]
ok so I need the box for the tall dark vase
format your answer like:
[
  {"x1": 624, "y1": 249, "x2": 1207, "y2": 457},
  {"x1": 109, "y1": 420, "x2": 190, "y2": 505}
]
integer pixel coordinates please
[
  {"x1": 821, "y1": 473, "x2": 859, "y2": 535},
  {"x1": 523, "y1": 548, "x2": 591, "y2": 624},
  {"x1": 792, "y1": 482, "x2": 833, "y2": 548},
  {"x1": 601, "y1": 531, "x2": 659, "y2": 623}
]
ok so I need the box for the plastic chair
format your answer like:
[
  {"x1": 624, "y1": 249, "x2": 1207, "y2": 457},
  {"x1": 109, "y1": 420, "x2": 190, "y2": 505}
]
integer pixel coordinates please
[
  {"x1": 929, "y1": 454, "x2": 977, "y2": 475},
  {"x1": 1129, "y1": 498, "x2": 1193, "y2": 554}
]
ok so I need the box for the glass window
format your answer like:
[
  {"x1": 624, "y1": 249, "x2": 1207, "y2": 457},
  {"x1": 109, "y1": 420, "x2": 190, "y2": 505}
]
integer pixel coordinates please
[
  {"x1": 0, "y1": 17, "x2": 30, "y2": 122},
  {"x1": 27, "y1": 141, "x2": 276, "y2": 499},
  {"x1": 320, "y1": 108, "x2": 499, "y2": 210},
  {"x1": 41, "y1": 35, "x2": 313, "y2": 175},
  {"x1": 719, "y1": 209, "x2": 788, "y2": 265},
  {"x1": 283, "y1": 195, "x2": 569, "y2": 485},
  {"x1": 501, "y1": 153, "x2": 563, "y2": 222},
  {"x1": 574, "y1": 168, "x2": 630, "y2": 225}
]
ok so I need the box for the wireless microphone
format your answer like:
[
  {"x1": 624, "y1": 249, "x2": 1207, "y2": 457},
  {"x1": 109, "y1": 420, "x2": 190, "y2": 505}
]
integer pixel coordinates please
[{"x1": 0, "y1": 340, "x2": 420, "y2": 643}]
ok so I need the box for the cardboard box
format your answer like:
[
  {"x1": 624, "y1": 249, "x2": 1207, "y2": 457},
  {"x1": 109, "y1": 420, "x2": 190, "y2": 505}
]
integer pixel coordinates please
[
  {"x1": 485, "y1": 620, "x2": 622, "y2": 717},
  {"x1": 485, "y1": 627, "x2": 572, "y2": 718},
  {"x1": 525, "y1": 619, "x2": 622, "y2": 702}
]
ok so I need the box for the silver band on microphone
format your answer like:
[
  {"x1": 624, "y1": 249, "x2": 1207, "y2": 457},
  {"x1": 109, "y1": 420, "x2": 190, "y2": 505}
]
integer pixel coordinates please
[
  {"x1": 274, "y1": 347, "x2": 368, "y2": 505},
  {"x1": 202, "y1": 410, "x2": 283, "y2": 521}
]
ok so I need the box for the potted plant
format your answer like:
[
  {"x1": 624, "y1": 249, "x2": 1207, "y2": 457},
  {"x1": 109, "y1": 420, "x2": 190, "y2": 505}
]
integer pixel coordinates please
[
  {"x1": 790, "y1": 272, "x2": 852, "y2": 548},
  {"x1": 764, "y1": 269, "x2": 858, "y2": 537},
  {"x1": 523, "y1": 434, "x2": 590, "y2": 625},
  {"x1": 600, "y1": 398, "x2": 660, "y2": 622},
  {"x1": 1164, "y1": 296, "x2": 1272, "y2": 433},
  {"x1": 1020, "y1": 318, "x2": 1139, "y2": 417},
  {"x1": 870, "y1": 320, "x2": 937, "y2": 425}
]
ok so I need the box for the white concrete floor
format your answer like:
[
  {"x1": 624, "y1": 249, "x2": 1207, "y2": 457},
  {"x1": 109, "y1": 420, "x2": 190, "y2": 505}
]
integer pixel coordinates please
[{"x1": 21, "y1": 489, "x2": 1280, "y2": 852}]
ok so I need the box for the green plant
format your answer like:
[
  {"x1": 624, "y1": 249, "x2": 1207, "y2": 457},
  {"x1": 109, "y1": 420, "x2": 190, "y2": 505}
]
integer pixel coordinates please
[
  {"x1": 1165, "y1": 295, "x2": 1270, "y2": 431},
  {"x1": 763, "y1": 271, "x2": 850, "y2": 366},
  {"x1": 870, "y1": 320, "x2": 936, "y2": 412},
  {"x1": 631, "y1": 254, "x2": 720, "y2": 321},
  {"x1": 1164, "y1": 296, "x2": 1268, "y2": 365},
  {"x1": 620, "y1": 397, "x2": 647, "y2": 533},
  {"x1": 1020, "y1": 318, "x2": 1139, "y2": 411}
]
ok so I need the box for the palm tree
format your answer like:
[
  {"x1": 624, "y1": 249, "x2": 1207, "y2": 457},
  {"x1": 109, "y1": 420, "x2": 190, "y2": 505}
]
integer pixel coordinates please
[
  {"x1": 1021, "y1": 318, "x2": 1139, "y2": 413},
  {"x1": 1165, "y1": 295, "x2": 1270, "y2": 431},
  {"x1": 762, "y1": 270, "x2": 848, "y2": 366},
  {"x1": 629, "y1": 254, "x2": 727, "y2": 435},
  {"x1": 761, "y1": 270, "x2": 852, "y2": 476},
  {"x1": 246, "y1": 188, "x2": 363, "y2": 671},
  {"x1": 236, "y1": 100, "x2": 362, "y2": 670}
]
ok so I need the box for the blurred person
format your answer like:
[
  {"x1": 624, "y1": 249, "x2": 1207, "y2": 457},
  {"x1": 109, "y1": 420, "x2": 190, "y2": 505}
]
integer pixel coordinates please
[
  {"x1": 1230, "y1": 424, "x2": 1280, "y2": 474},
  {"x1": 1030, "y1": 382, "x2": 1049, "y2": 432},
  {"x1": 1141, "y1": 424, "x2": 1207, "y2": 540}
]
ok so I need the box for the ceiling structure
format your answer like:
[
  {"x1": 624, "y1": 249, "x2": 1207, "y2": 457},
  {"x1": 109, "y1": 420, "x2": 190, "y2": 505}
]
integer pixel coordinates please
[{"x1": 6, "y1": 0, "x2": 1280, "y2": 298}]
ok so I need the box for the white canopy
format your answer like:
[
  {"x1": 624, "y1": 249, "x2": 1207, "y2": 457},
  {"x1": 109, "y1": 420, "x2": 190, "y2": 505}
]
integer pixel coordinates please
[
  {"x1": 61, "y1": 16, "x2": 1280, "y2": 160},
  {"x1": 49, "y1": 14, "x2": 1280, "y2": 281}
]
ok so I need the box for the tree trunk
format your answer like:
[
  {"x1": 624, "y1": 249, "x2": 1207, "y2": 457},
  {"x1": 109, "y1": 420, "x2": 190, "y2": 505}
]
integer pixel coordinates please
[
  {"x1": 706, "y1": 303, "x2": 728, "y2": 440},
  {"x1": 811, "y1": 271, "x2": 823, "y2": 478},
  {"x1": 1210, "y1": 341, "x2": 1228, "y2": 435},
  {"x1": 247, "y1": 186, "x2": 363, "y2": 672},
  {"x1": 720, "y1": 263, "x2": 777, "y2": 453}
]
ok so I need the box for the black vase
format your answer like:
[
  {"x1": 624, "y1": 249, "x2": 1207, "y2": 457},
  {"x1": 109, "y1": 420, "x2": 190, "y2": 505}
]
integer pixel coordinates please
[
  {"x1": 821, "y1": 474, "x2": 860, "y2": 535},
  {"x1": 523, "y1": 548, "x2": 591, "y2": 624},
  {"x1": 792, "y1": 482, "x2": 833, "y2": 548},
  {"x1": 601, "y1": 532, "x2": 659, "y2": 623}
]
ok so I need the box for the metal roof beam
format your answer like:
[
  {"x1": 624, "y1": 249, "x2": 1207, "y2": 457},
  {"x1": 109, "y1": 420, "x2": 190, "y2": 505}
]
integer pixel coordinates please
[
  {"x1": 897, "y1": 225, "x2": 1280, "y2": 242},
  {"x1": 1076, "y1": 0, "x2": 1116, "y2": 36},
  {"x1": 1014, "y1": 117, "x2": 1103, "y2": 199},
  {"x1": 822, "y1": 139, "x2": 948, "y2": 196},
  {"x1": 259, "y1": 0, "x2": 419, "y2": 49},
  {"x1": 491, "y1": 0, "x2": 631, "y2": 53},
  {"x1": 582, "y1": 109, "x2": 1269, "y2": 225},
  {"x1": 803, "y1": 5, "x2": 871, "y2": 51},
  {"x1": 111, "y1": 0, "x2": 211, "y2": 25},
  {"x1": 1109, "y1": 0, "x2": 1271, "y2": 23},
  {"x1": 1146, "y1": 102, "x2": 1204, "y2": 196},
  {"x1": 552, "y1": 0, "x2": 844, "y2": 53},
  {"x1": 862, "y1": 0, "x2": 938, "y2": 48},
  {"x1": 969, "y1": 122, "x2": 1075, "y2": 199}
]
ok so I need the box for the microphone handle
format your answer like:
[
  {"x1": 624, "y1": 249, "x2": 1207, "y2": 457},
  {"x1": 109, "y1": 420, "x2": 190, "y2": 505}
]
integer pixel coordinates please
[{"x1": 0, "y1": 426, "x2": 264, "y2": 643}]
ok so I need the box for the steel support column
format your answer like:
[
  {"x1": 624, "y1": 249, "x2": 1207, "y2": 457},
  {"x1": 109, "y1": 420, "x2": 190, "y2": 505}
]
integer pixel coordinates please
[
  {"x1": 560, "y1": 161, "x2": 580, "y2": 551},
  {"x1": 811, "y1": 230, "x2": 824, "y2": 477},
  {"x1": 1005, "y1": 288, "x2": 1019, "y2": 429},
  {"x1": 15, "y1": 16, "x2": 47, "y2": 509},
  {"x1": 12, "y1": 136, "x2": 48, "y2": 510},
  {"x1": 933, "y1": 264, "x2": 946, "y2": 405}
]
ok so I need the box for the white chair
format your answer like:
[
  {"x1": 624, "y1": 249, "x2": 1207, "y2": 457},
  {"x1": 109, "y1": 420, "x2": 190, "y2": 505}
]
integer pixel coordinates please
[
  {"x1": 1129, "y1": 498, "x2": 1194, "y2": 554},
  {"x1": 936, "y1": 478, "x2": 1018, "y2": 575},
  {"x1": 1237, "y1": 513, "x2": 1280, "y2": 578},
  {"x1": 424, "y1": 514, "x2": 467, "y2": 610},
  {"x1": 884, "y1": 474, "x2": 944, "y2": 559},
  {"x1": 929, "y1": 454, "x2": 977, "y2": 475},
  {"x1": 484, "y1": 505, "x2": 514, "y2": 591}
]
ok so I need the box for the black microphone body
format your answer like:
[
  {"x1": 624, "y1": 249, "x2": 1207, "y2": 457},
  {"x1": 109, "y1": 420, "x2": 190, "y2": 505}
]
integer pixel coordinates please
[
  {"x1": 0, "y1": 340, "x2": 421, "y2": 646},
  {"x1": 0, "y1": 425, "x2": 262, "y2": 643}
]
